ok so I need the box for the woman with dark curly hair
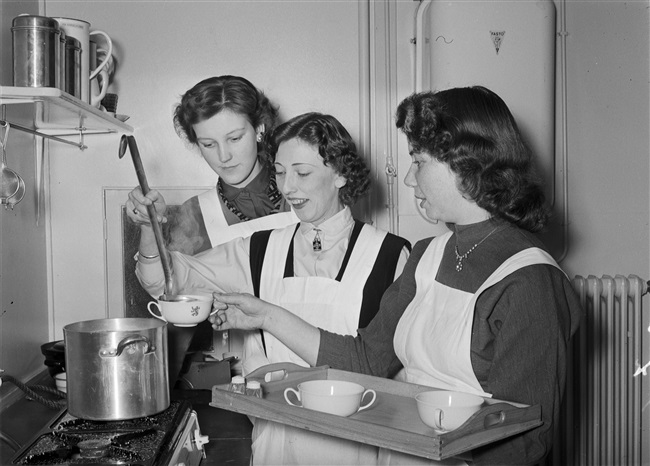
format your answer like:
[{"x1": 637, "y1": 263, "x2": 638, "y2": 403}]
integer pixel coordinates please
[
  {"x1": 211, "y1": 88, "x2": 582, "y2": 465},
  {"x1": 265, "y1": 112, "x2": 371, "y2": 208}
]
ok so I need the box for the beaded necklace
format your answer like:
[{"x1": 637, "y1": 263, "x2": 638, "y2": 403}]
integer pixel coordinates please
[{"x1": 454, "y1": 226, "x2": 500, "y2": 272}]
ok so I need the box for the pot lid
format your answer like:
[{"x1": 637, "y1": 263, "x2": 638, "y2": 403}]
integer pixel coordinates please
[{"x1": 41, "y1": 340, "x2": 65, "y2": 356}]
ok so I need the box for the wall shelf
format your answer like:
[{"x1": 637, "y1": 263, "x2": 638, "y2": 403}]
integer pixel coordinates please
[{"x1": 0, "y1": 86, "x2": 132, "y2": 149}]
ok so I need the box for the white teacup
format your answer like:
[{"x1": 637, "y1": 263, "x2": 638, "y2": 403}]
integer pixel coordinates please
[
  {"x1": 284, "y1": 380, "x2": 376, "y2": 417},
  {"x1": 147, "y1": 295, "x2": 215, "y2": 327},
  {"x1": 415, "y1": 390, "x2": 484, "y2": 432}
]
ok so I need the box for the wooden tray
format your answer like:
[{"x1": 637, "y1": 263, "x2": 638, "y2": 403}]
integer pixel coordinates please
[{"x1": 210, "y1": 363, "x2": 542, "y2": 460}]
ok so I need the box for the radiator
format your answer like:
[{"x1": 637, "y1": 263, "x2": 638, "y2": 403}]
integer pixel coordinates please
[{"x1": 551, "y1": 275, "x2": 648, "y2": 465}]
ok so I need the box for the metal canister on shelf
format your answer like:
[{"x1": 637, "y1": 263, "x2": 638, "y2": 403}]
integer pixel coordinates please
[
  {"x1": 58, "y1": 30, "x2": 66, "y2": 91},
  {"x1": 11, "y1": 15, "x2": 62, "y2": 88},
  {"x1": 64, "y1": 36, "x2": 82, "y2": 98}
]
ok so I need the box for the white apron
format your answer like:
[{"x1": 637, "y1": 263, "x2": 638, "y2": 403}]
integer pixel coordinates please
[
  {"x1": 383, "y1": 233, "x2": 560, "y2": 466},
  {"x1": 198, "y1": 187, "x2": 299, "y2": 247},
  {"x1": 248, "y1": 223, "x2": 388, "y2": 465}
]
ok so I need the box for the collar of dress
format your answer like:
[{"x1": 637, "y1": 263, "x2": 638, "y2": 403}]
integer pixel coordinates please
[{"x1": 298, "y1": 206, "x2": 354, "y2": 239}]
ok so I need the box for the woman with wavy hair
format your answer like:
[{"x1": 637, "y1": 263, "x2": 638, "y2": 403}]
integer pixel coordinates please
[
  {"x1": 128, "y1": 75, "x2": 298, "y2": 255},
  {"x1": 211, "y1": 87, "x2": 582, "y2": 465}
]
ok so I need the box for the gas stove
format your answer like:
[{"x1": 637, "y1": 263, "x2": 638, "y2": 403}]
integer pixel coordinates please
[{"x1": 11, "y1": 400, "x2": 208, "y2": 465}]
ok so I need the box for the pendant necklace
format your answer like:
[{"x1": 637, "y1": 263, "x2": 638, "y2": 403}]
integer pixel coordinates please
[
  {"x1": 313, "y1": 229, "x2": 322, "y2": 252},
  {"x1": 454, "y1": 226, "x2": 500, "y2": 272}
]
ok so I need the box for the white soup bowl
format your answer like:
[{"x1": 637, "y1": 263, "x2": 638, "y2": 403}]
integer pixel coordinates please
[
  {"x1": 415, "y1": 390, "x2": 484, "y2": 431},
  {"x1": 284, "y1": 380, "x2": 376, "y2": 417}
]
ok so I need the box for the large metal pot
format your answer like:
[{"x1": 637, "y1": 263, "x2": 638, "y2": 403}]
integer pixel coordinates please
[{"x1": 63, "y1": 318, "x2": 169, "y2": 420}]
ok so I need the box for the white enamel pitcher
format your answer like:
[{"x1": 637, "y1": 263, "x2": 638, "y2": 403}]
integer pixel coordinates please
[
  {"x1": 89, "y1": 39, "x2": 113, "y2": 108},
  {"x1": 53, "y1": 17, "x2": 113, "y2": 105}
]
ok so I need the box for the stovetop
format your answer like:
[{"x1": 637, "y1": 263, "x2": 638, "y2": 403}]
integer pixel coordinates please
[{"x1": 12, "y1": 400, "x2": 193, "y2": 465}]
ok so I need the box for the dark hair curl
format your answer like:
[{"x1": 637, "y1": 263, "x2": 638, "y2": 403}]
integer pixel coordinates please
[
  {"x1": 265, "y1": 112, "x2": 370, "y2": 207},
  {"x1": 395, "y1": 86, "x2": 549, "y2": 232},
  {"x1": 173, "y1": 75, "x2": 279, "y2": 148}
]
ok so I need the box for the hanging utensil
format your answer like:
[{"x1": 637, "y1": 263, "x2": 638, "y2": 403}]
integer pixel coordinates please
[
  {"x1": 118, "y1": 135, "x2": 195, "y2": 302},
  {"x1": 0, "y1": 122, "x2": 21, "y2": 206},
  {"x1": 5, "y1": 172, "x2": 25, "y2": 210}
]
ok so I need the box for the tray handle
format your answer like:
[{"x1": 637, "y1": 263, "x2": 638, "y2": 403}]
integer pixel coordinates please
[
  {"x1": 246, "y1": 362, "x2": 330, "y2": 395},
  {"x1": 483, "y1": 407, "x2": 507, "y2": 429},
  {"x1": 439, "y1": 402, "x2": 542, "y2": 448}
]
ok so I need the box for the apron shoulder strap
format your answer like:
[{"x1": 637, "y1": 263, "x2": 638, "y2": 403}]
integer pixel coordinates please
[
  {"x1": 334, "y1": 220, "x2": 365, "y2": 281},
  {"x1": 282, "y1": 224, "x2": 302, "y2": 278},
  {"x1": 477, "y1": 247, "x2": 563, "y2": 294},
  {"x1": 251, "y1": 224, "x2": 299, "y2": 356},
  {"x1": 358, "y1": 232, "x2": 411, "y2": 328},
  {"x1": 197, "y1": 186, "x2": 230, "y2": 227},
  {"x1": 249, "y1": 229, "x2": 272, "y2": 356},
  {"x1": 282, "y1": 220, "x2": 363, "y2": 280},
  {"x1": 250, "y1": 229, "x2": 273, "y2": 298}
]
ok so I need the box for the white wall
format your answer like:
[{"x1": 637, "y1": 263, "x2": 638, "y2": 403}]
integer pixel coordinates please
[
  {"x1": 562, "y1": 0, "x2": 649, "y2": 278},
  {"x1": 562, "y1": 5, "x2": 650, "y2": 456}
]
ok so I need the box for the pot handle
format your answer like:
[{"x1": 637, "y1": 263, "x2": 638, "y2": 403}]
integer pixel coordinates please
[{"x1": 107, "y1": 334, "x2": 155, "y2": 357}]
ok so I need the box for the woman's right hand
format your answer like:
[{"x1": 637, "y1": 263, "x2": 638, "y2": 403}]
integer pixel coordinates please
[
  {"x1": 211, "y1": 292, "x2": 321, "y2": 366},
  {"x1": 210, "y1": 292, "x2": 270, "y2": 331},
  {"x1": 126, "y1": 187, "x2": 168, "y2": 226}
]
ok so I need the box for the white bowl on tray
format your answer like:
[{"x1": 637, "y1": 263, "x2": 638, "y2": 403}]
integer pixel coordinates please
[
  {"x1": 415, "y1": 390, "x2": 484, "y2": 432},
  {"x1": 284, "y1": 379, "x2": 376, "y2": 417}
]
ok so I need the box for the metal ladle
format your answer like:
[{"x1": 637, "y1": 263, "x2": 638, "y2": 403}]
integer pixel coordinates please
[
  {"x1": 118, "y1": 135, "x2": 196, "y2": 303},
  {"x1": 0, "y1": 122, "x2": 21, "y2": 205}
]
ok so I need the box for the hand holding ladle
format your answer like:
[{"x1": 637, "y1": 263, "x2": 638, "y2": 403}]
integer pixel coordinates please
[{"x1": 118, "y1": 135, "x2": 196, "y2": 302}]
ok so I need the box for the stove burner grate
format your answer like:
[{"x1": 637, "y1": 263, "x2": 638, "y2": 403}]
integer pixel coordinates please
[
  {"x1": 14, "y1": 401, "x2": 191, "y2": 466},
  {"x1": 76, "y1": 439, "x2": 112, "y2": 458}
]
